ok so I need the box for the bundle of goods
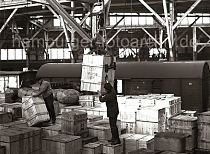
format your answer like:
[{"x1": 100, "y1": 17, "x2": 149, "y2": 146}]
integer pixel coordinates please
[
  {"x1": 55, "y1": 89, "x2": 80, "y2": 105},
  {"x1": 22, "y1": 96, "x2": 50, "y2": 126}
]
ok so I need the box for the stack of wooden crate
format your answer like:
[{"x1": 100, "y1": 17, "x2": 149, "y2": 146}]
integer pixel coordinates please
[
  {"x1": 61, "y1": 110, "x2": 88, "y2": 137},
  {"x1": 0, "y1": 126, "x2": 42, "y2": 154},
  {"x1": 197, "y1": 111, "x2": 210, "y2": 151},
  {"x1": 42, "y1": 134, "x2": 82, "y2": 154},
  {"x1": 22, "y1": 96, "x2": 50, "y2": 126},
  {"x1": 80, "y1": 54, "x2": 115, "y2": 93},
  {"x1": 168, "y1": 114, "x2": 198, "y2": 152}
]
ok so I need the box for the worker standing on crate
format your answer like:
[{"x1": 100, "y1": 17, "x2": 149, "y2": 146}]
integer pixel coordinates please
[
  {"x1": 98, "y1": 83, "x2": 121, "y2": 145},
  {"x1": 33, "y1": 77, "x2": 56, "y2": 125}
]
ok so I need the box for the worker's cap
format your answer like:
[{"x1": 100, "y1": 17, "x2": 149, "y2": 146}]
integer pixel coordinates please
[{"x1": 104, "y1": 83, "x2": 113, "y2": 91}]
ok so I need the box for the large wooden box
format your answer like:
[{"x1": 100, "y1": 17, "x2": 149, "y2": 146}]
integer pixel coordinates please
[
  {"x1": 0, "y1": 126, "x2": 42, "y2": 154},
  {"x1": 61, "y1": 111, "x2": 87, "y2": 136},
  {"x1": 81, "y1": 54, "x2": 115, "y2": 92},
  {"x1": 168, "y1": 115, "x2": 198, "y2": 151},
  {"x1": 154, "y1": 132, "x2": 188, "y2": 153},
  {"x1": 42, "y1": 134, "x2": 82, "y2": 154},
  {"x1": 0, "y1": 112, "x2": 12, "y2": 124},
  {"x1": 22, "y1": 96, "x2": 50, "y2": 126},
  {"x1": 82, "y1": 142, "x2": 103, "y2": 154},
  {"x1": 127, "y1": 148, "x2": 154, "y2": 154}
]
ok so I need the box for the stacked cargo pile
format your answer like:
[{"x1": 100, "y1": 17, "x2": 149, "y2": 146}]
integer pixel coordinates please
[
  {"x1": 80, "y1": 54, "x2": 115, "y2": 93},
  {"x1": 22, "y1": 96, "x2": 50, "y2": 126},
  {"x1": 0, "y1": 126, "x2": 42, "y2": 154},
  {"x1": 61, "y1": 110, "x2": 88, "y2": 137},
  {"x1": 197, "y1": 111, "x2": 210, "y2": 152},
  {"x1": 168, "y1": 114, "x2": 198, "y2": 153}
]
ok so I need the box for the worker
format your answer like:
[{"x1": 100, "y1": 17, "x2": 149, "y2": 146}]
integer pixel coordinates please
[
  {"x1": 98, "y1": 83, "x2": 121, "y2": 145},
  {"x1": 33, "y1": 77, "x2": 56, "y2": 125}
]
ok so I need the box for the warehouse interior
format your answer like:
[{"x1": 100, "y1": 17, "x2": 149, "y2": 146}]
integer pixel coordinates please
[{"x1": 1, "y1": 0, "x2": 210, "y2": 154}]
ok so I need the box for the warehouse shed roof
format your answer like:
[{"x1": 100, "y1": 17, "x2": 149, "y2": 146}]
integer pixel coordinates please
[{"x1": 36, "y1": 61, "x2": 209, "y2": 79}]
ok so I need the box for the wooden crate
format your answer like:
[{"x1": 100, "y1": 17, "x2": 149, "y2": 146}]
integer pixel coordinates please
[
  {"x1": 88, "y1": 124, "x2": 112, "y2": 141},
  {"x1": 42, "y1": 124, "x2": 61, "y2": 138},
  {"x1": 81, "y1": 54, "x2": 115, "y2": 93},
  {"x1": 198, "y1": 122, "x2": 210, "y2": 141},
  {"x1": 61, "y1": 111, "x2": 87, "y2": 136},
  {"x1": 168, "y1": 115, "x2": 198, "y2": 151},
  {"x1": 168, "y1": 127, "x2": 197, "y2": 151},
  {"x1": 0, "y1": 119, "x2": 27, "y2": 130},
  {"x1": 136, "y1": 121, "x2": 158, "y2": 135},
  {"x1": 121, "y1": 121, "x2": 136, "y2": 134},
  {"x1": 4, "y1": 103, "x2": 22, "y2": 120},
  {"x1": 42, "y1": 134, "x2": 82, "y2": 154},
  {"x1": 169, "y1": 115, "x2": 197, "y2": 129},
  {"x1": 98, "y1": 140, "x2": 123, "y2": 154},
  {"x1": 82, "y1": 142, "x2": 103, "y2": 154},
  {"x1": 22, "y1": 96, "x2": 50, "y2": 126},
  {"x1": 0, "y1": 146, "x2": 5, "y2": 154},
  {"x1": 0, "y1": 112, "x2": 12, "y2": 124},
  {"x1": 198, "y1": 111, "x2": 210, "y2": 123},
  {"x1": 124, "y1": 134, "x2": 147, "y2": 153},
  {"x1": 0, "y1": 126, "x2": 42, "y2": 154},
  {"x1": 154, "y1": 132, "x2": 188, "y2": 153}
]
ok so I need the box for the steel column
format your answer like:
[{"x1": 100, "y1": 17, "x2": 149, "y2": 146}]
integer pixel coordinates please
[{"x1": 193, "y1": 27, "x2": 197, "y2": 60}]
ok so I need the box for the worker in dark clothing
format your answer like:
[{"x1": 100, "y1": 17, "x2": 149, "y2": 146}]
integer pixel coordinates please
[
  {"x1": 99, "y1": 83, "x2": 121, "y2": 145},
  {"x1": 33, "y1": 78, "x2": 56, "y2": 125}
]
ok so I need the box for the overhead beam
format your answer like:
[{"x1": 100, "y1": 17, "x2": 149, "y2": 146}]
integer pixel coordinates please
[
  {"x1": 142, "y1": 28, "x2": 160, "y2": 46},
  {"x1": 0, "y1": 8, "x2": 18, "y2": 34},
  {"x1": 107, "y1": 27, "x2": 123, "y2": 44},
  {"x1": 46, "y1": 0, "x2": 92, "y2": 42},
  {"x1": 172, "y1": 0, "x2": 202, "y2": 30},
  {"x1": 138, "y1": 0, "x2": 165, "y2": 26}
]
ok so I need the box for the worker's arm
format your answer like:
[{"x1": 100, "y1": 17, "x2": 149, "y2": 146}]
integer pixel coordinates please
[
  {"x1": 99, "y1": 93, "x2": 111, "y2": 102},
  {"x1": 33, "y1": 83, "x2": 48, "y2": 97}
]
